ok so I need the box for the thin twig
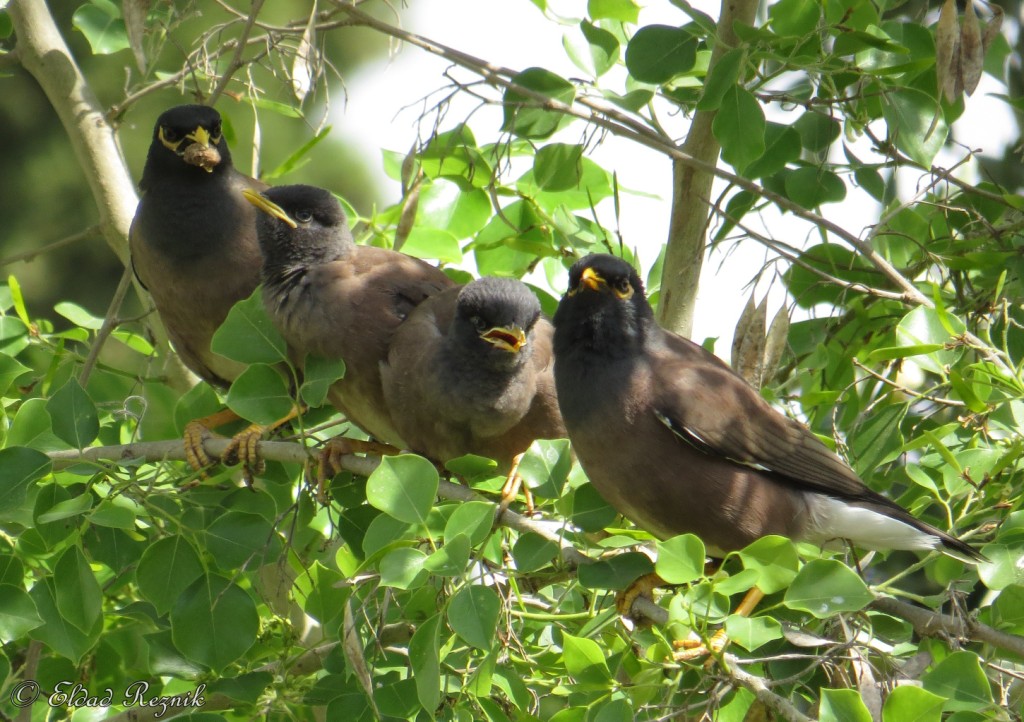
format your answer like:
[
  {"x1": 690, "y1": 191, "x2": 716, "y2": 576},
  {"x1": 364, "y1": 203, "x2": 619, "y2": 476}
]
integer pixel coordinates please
[
  {"x1": 208, "y1": 0, "x2": 268, "y2": 105},
  {"x1": 722, "y1": 655, "x2": 817, "y2": 722},
  {"x1": 851, "y1": 358, "x2": 966, "y2": 408},
  {"x1": 45, "y1": 439, "x2": 1024, "y2": 658},
  {"x1": 0, "y1": 226, "x2": 98, "y2": 266},
  {"x1": 79, "y1": 265, "x2": 134, "y2": 386}
]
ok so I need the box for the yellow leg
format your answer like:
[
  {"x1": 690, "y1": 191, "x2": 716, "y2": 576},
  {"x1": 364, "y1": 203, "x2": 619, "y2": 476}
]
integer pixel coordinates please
[
  {"x1": 317, "y1": 436, "x2": 401, "y2": 504},
  {"x1": 616, "y1": 572, "x2": 667, "y2": 619},
  {"x1": 672, "y1": 587, "x2": 766, "y2": 662},
  {"x1": 221, "y1": 405, "x2": 304, "y2": 487},
  {"x1": 183, "y1": 408, "x2": 243, "y2": 472},
  {"x1": 497, "y1": 453, "x2": 534, "y2": 516}
]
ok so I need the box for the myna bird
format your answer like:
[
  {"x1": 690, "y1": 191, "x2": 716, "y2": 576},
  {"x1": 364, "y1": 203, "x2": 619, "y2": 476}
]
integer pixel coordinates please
[
  {"x1": 381, "y1": 277, "x2": 566, "y2": 508},
  {"x1": 130, "y1": 104, "x2": 285, "y2": 483},
  {"x1": 552, "y1": 254, "x2": 983, "y2": 654},
  {"x1": 243, "y1": 184, "x2": 455, "y2": 482}
]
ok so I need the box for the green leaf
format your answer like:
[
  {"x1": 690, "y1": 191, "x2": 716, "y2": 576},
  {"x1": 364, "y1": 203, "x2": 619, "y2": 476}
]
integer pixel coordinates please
[
  {"x1": 264, "y1": 126, "x2": 332, "y2": 180},
  {"x1": 882, "y1": 686, "x2": 946, "y2": 722},
  {"x1": 46, "y1": 377, "x2": 98, "y2": 448},
  {"x1": 418, "y1": 182, "x2": 491, "y2": 239},
  {"x1": 400, "y1": 228, "x2": 463, "y2": 264},
  {"x1": 299, "y1": 355, "x2": 345, "y2": 408},
  {"x1": 589, "y1": 0, "x2": 640, "y2": 22},
  {"x1": 379, "y1": 547, "x2": 428, "y2": 589},
  {"x1": 784, "y1": 167, "x2": 847, "y2": 208},
  {"x1": 770, "y1": 0, "x2": 821, "y2": 35},
  {"x1": 593, "y1": 699, "x2": 634, "y2": 722},
  {"x1": 28, "y1": 579, "x2": 100, "y2": 664},
  {"x1": 423, "y1": 533, "x2": 471, "y2": 576},
  {"x1": 655, "y1": 534, "x2": 706, "y2": 584},
  {"x1": 409, "y1": 614, "x2": 443, "y2": 712},
  {"x1": 795, "y1": 112, "x2": 842, "y2": 152},
  {"x1": 561, "y1": 633, "x2": 611, "y2": 685},
  {"x1": 849, "y1": 402, "x2": 907, "y2": 475},
  {"x1": 519, "y1": 439, "x2": 573, "y2": 498},
  {"x1": 72, "y1": 0, "x2": 130, "y2": 55},
  {"x1": 0, "y1": 11, "x2": 12, "y2": 40},
  {"x1": 820, "y1": 688, "x2": 873, "y2": 722},
  {"x1": 448, "y1": 585, "x2": 501, "y2": 650},
  {"x1": 895, "y1": 306, "x2": 967, "y2": 376},
  {"x1": 977, "y1": 544, "x2": 1024, "y2": 591},
  {"x1": 205, "y1": 511, "x2": 283, "y2": 570},
  {"x1": 54, "y1": 301, "x2": 103, "y2": 330},
  {"x1": 443, "y1": 500, "x2": 496, "y2": 547},
  {"x1": 533, "y1": 143, "x2": 585, "y2": 192},
  {"x1": 569, "y1": 483, "x2": 618, "y2": 532},
  {"x1": 36, "y1": 493, "x2": 92, "y2": 524},
  {"x1": 211, "y1": 288, "x2": 288, "y2": 365},
  {"x1": 512, "y1": 532, "x2": 560, "y2": 572},
  {"x1": 697, "y1": 49, "x2": 744, "y2": 111},
  {"x1": 171, "y1": 574, "x2": 259, "y2": 671},
  {"x1": 921, "y1": 651, "x2": 993, "y2": 711},
  {"x1": 135, "y1": 536, "x2": 205, "y2": 615},
  {"x1": 0, "y1": 447, "x2": 51, "y2": 512},
  {"x1": 0, "y1": 584, "x2": 42, "y2": 639},
  {"x1": 0, "y1": 352, "x2": 30, "y2": 395},
  {"x1": 713, "y1": 86, "x2": 765, "y2": 174},
  {"x1": 783, "y1": 559, "x2": 874, "y2": 617},
  {"x1": 738, "y1": 535, "x2": 800, "y2": 594},
  {"x1": 624, "y1": 25, "x2": 697, "y2": 84},
  {"x1": 502, "y1": 68, "x2": 576, "y2": 139},
  {"x1": 725, "y1": 614, "x2": 783, "y2": 651},
  {"x1": 577, "y1": 552, "x2": 655, "y2": 590},
  {"x1": 366, "y1": 454, "x2": 439, "y2": 524},
  {"x1": 89, "y1": 500, "x2": 136, "y2": 529},
  {"x1": 882, "y1": 88, "x2": 949, "y2": 167},
  {"x1": 565, "y1": 21, "x2": 620, "y2": 77},
  {"x1": 225, "y1": 364, "x2": 294, "y2": 426},
  {"x1": 54, "y1": 546, "x2": 102, "y2": 634}
]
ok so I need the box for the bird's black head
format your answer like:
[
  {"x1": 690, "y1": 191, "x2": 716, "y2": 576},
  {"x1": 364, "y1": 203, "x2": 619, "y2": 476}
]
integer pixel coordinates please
[
  {"x1": 553, "y1": 253, "x2": 654, "y2": 359},
  {"x1": 243, "y1": 184, "x2": 354, "y2": 271},
  {"x1": 451, "y1": 277, "x2": 542, "y2": 361},
  {"x1": 142, "y1": 105, "x2": 231, "y2": 184}
]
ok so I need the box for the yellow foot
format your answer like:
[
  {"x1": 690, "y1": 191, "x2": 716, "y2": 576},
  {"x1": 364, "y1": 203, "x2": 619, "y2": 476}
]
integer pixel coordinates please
[
  {"x1": 183, "y1": 408, "x2": 243, "y2": 474},
  {"x1": 221, "y1": 423, "x2": 268, "y2": 488},
  {"x1": 497, "y1": 453, "x2": 535, "y2": 517},
  {"x1": 672, "y1": 629, "x2": 728, "y2": 663},
  {"x1": 317, "y1": 437, "x2": 401, "y2": 503},
  {"x1": 615, "y1": 572, "x2": 667, "y2": 620}
]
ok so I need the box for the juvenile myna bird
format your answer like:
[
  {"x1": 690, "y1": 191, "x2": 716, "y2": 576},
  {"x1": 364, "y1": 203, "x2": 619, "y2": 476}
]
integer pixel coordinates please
[
  {"x1": 243, "y1": 184, "x2": 455, "y2": 478},
  {"x1": 130, "y1": 104, "x2": 276, "y2": 481},
  {"x1": 381, "y1": 277, "x2": 566, "y2": 506},
  {"x1": 553, "y1": 254, "x2": 982, "y2": 653}
]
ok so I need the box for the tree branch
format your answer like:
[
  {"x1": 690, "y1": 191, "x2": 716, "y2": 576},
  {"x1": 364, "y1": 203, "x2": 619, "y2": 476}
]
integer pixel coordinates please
[
  {"x1": 47, "y1": 439, "x2": 1024, "y2": 658},
  {"x1": 8, "y1": 0, "x2": 137, "y2": 267},
  {"x1": 658, "y1": 0, "x2": 760, "y2": 338},
  {"x1": 207, "y1": 0, "x2": 267, "y2": 105}
]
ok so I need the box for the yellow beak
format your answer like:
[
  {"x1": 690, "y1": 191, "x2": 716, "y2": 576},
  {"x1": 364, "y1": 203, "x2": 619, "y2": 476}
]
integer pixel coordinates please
[
  {"x1": 481, "y1": 325, "x2": 527, "y2": 353},
  {"x1": 242, "y1": 189, "x2": 298, "y2": 229}
]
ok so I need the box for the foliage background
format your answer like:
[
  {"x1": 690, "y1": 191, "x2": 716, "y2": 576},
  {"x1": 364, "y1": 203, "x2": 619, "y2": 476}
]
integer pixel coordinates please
[{"x1": 1, "y1": 0, "x2": 1023, "y2": 720}]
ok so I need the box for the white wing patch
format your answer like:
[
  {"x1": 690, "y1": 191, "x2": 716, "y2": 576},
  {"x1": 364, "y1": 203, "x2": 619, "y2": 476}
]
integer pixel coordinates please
[
  {"x1": 654, "y1": 410, "x2": 769, "y2": 472},
  {"x1": 803, "y1": 496, "x2": 939, "y2": 552}
]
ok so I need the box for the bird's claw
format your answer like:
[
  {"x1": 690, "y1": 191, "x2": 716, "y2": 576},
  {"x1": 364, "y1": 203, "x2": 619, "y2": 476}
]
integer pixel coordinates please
[
  {"x1": 222, "y1": 423, "x2": 267, "y2": 488},
  {"x1": 615, "y1": 572, "x2": 666, "y2": 620},
  {"x1": 183, "y1": 419, "x2": 214, "y2": 473},
  {"x1": 497, "y1": 453, "x2": 535, "y2": 518},
  {"x1": 316, "y1": 437, "x2": 400, "y2": 504},
  {"x1": 671, "y1": 629, "x2": 728, "y2": 664}
]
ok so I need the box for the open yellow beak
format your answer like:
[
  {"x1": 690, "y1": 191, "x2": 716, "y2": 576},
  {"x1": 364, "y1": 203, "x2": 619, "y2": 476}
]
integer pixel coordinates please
[{"x1": 481, "y1": 325, "x2": 527, "y2": 353}]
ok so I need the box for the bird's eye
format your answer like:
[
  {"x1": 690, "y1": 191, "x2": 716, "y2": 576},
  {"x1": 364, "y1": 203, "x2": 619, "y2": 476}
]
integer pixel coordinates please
[
  {"x1": 294, "y1": 210, "x2": 313, "y2": 223},
  {"x1": 162, "y1": 127, "x2": 180, "y2": 143},
  {"x1": 210, "y1": 122, "x2": 222, "y2": 141},
  {"x1": 613, "y1": 277, "x2": 633, "y2": 299},
  {"x1": 470, "y1": 315, "x2": 487, "y2": 331}
]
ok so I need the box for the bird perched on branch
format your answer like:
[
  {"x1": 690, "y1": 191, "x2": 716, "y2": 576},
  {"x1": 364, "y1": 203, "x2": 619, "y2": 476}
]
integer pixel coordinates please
[
  {"x1": 381, "y1": 277, "x2": 566, "y2": 508},
  {"x1": 130, "y1": 104, "x2": 277, "y2": 482},
  {"x1": 552, "y1": 253, "x2": 983, "y2": 654},
  {"x1": 243, "y1": 184, "x2": 455, "y2": 486}
]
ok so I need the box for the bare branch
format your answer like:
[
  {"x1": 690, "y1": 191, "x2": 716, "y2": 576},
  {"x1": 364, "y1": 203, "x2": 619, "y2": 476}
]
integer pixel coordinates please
[
  {"x1": 722, "y1": 656, "x2": 816, "y2": 722},
  {"x1": 79, "y1": 266, "x2": 135, "y2": 386},
  {"x1": 208, "y1": 0, "x2": 268, "y2": 105},
  {"x1": 0, "y1": 226, "x2": 99, "y2": 267}
]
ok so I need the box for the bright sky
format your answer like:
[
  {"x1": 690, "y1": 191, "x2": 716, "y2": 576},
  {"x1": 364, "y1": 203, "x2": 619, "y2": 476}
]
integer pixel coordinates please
[{"x1": 333, "y1": 0, "x2": 1017, "y2": 355}]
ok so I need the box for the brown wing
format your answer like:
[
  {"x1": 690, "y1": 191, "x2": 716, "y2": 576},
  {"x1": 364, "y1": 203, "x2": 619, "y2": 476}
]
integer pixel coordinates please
[{"x1": 649, "y1": 328, "x2": 871, "y2": 499}]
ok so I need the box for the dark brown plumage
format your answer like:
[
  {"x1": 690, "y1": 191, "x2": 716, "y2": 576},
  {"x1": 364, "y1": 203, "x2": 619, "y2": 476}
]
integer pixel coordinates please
[
  {"x1": 552, "y1": 253, "x2": 982, "y2": 562},
  {"x1": 244, "y1": 184, "x2": 455, "y2": 448},
  {"x1": 130, "y1": 105, "x2": 269, "y2": 478},
  {"x1": 131, "y1": 105, "x2": 264, "y2": 387},
  {"x1": 381, "y1": 277, "x2": 565, "y2": 468}
]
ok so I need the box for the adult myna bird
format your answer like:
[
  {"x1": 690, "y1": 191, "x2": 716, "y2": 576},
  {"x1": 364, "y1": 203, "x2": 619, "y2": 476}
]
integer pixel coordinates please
[
  {"x1": 381, "y1": 277, "x2": 566, "y2": 507},
  {"x1": 243, "y1": 184, "x2": 455, "y2": 482},
  {"x1": 130, "y1": 104, "x2": 281, "y2": 482},
  {"x1": 552, "y1": 254, "x2": 983, "y2": 653}
]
